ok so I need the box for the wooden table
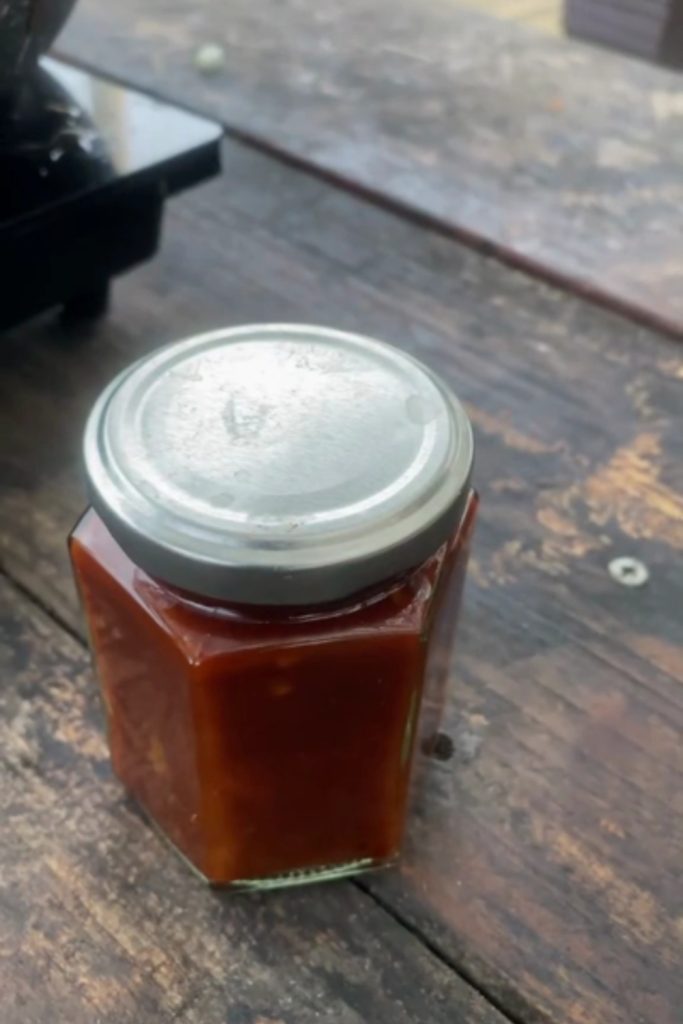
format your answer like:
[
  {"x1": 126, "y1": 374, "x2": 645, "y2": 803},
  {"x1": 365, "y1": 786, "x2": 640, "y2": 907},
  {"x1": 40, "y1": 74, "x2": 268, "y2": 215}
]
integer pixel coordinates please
[{"x1": 2, "y1": 6, "x2": 682, "y2": 1024}]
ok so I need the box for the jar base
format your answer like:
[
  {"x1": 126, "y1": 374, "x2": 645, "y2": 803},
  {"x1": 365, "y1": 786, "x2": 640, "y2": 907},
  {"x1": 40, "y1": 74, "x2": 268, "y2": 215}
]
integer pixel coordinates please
[
  {"x1": 214, "y1": 857, "x2": 390, "y2": 891},
  {"x1": 141, "y1": 800, "x2": 396, "y2": 889}
]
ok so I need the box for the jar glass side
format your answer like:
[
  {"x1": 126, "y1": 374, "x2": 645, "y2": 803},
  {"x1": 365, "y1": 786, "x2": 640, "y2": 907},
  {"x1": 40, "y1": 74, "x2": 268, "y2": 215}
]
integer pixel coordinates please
[
  {"x1": 69, "y1": 493, "x2": 477, "y2": 888},
  {"x1": 418, "y1": 489, "x2": 479, "y2": 762},
  {"x1": 69, "y1": 511, "x2": 207, "y2": 871}
]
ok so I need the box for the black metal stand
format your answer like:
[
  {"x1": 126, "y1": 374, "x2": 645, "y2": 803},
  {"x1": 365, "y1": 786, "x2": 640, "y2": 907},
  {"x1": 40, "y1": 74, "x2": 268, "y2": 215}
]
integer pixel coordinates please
[{"x1": 1, "y1": 58, "x2": 222, "y2": 331}]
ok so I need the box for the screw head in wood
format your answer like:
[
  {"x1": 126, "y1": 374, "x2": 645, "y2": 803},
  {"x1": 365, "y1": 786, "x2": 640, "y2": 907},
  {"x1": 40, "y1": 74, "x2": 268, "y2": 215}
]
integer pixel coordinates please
[{"x1": 608, "y1": 556, "x2": 649, "y2": 588}]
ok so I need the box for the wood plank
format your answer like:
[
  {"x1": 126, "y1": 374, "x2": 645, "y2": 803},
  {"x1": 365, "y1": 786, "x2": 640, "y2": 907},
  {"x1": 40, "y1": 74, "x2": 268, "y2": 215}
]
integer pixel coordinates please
[
  {"x1": 566, "y1": 0, "x2": 683, "y2": 68},
  {"x1": 55, "y1": 0, "x2": 683, "y2": 337},
  {"x1": 0, "y1": 570, "x2": 508, "y2": 1024},
  {"x1": 566, "y1": 0, "x2": 667, "y2": 51},
  {"x1": 1, "y1": 140, "x2": 682, "y2": 1024}
]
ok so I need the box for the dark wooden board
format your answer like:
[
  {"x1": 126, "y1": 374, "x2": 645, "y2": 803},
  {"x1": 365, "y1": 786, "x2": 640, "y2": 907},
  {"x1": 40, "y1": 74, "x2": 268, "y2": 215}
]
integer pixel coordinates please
[
  {"x1": 566, "y1": 0, "x2": 683, "y2": 68},
  {"x1": 0, "y1": 567, "x2": 510, "y2": 1024},
  {"x1": 1, "y1": 142, "x2": 682, "y2": 1024},
  {"x1": 56, "y1": 0, "x2": 683, "y2": 338}
]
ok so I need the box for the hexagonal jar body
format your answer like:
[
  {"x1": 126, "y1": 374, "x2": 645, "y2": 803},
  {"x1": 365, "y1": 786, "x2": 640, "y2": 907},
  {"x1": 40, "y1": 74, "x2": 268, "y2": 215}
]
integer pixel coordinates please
[{"x1": 69, "y1": 324, "x2": 476, "y2": 888}]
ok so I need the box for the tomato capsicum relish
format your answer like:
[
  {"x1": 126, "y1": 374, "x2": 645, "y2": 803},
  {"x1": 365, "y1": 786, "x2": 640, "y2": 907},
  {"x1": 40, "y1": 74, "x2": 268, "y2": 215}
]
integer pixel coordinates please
[{"x1": 71, "y1": 324, "x2": 476, "y2": 888}]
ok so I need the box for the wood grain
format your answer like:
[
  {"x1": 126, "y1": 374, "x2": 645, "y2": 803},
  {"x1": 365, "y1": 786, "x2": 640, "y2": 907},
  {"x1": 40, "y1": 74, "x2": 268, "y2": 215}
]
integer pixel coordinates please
[
  {"x1": 1, "y1": 141, "x2": 682, "y2": 1024},
  {"x1": 0, "y1": 571, "x2": 508, "y2": 1024},
  {"x1": 56, "y1": 0, "x2": 683, "y2": 337}
]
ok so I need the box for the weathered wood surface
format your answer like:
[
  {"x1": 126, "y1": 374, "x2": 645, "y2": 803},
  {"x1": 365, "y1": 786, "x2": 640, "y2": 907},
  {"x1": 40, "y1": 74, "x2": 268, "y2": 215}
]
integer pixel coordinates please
[
  {"x1": 57, "y1": 0, "x2": 683, "y2": 337},
  {"x1": 0, "y1": 574, "x2": 508, "y2": 1024},
  {"x1": 1, "y1": 141, "x2": 682, "y2": 1024}
]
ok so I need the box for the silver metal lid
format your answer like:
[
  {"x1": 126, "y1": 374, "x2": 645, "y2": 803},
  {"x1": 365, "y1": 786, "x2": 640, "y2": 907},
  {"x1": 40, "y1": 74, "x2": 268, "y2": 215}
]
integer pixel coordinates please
[{"x1": 84, "y1": 324, "x2": 474, "y2": 605}]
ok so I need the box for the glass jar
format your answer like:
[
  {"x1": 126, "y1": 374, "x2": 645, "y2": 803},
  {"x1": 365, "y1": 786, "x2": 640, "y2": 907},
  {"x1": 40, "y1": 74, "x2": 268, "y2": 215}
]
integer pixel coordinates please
[{"x1": 70, "y1": 324, "x2": 476, "y2": 889}]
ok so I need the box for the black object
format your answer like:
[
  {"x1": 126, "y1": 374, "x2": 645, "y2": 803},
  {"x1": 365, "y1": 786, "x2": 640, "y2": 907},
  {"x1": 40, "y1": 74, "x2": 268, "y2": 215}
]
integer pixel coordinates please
[
  {"x1": 0, "y1": 58, "x2": 222, "y2": 330},
  {"x1": 565, "y1": 0, "x2": 683, "y2": 69}
]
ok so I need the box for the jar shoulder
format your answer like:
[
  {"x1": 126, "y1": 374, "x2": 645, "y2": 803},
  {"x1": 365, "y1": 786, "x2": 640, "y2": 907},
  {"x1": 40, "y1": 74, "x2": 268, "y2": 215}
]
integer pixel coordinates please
[{"x1": 69, "y1": 507, "x2": 471, "y2": 666}]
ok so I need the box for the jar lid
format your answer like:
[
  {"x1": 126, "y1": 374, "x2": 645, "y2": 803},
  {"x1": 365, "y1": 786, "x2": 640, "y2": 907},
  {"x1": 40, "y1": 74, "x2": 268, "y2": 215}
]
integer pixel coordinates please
[{"x1": 84, "y1": 324, "x2": 474, "y2": 605}]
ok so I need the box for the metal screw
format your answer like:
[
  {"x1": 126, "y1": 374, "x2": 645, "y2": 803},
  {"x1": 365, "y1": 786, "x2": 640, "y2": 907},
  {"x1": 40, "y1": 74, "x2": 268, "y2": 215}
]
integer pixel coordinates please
[
  {"x1": 430, "y1": 733, "x2": 455, "y2": 761},
  {"x1": 608, "y1": 556, "x2": 649, "y2": 588}
]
